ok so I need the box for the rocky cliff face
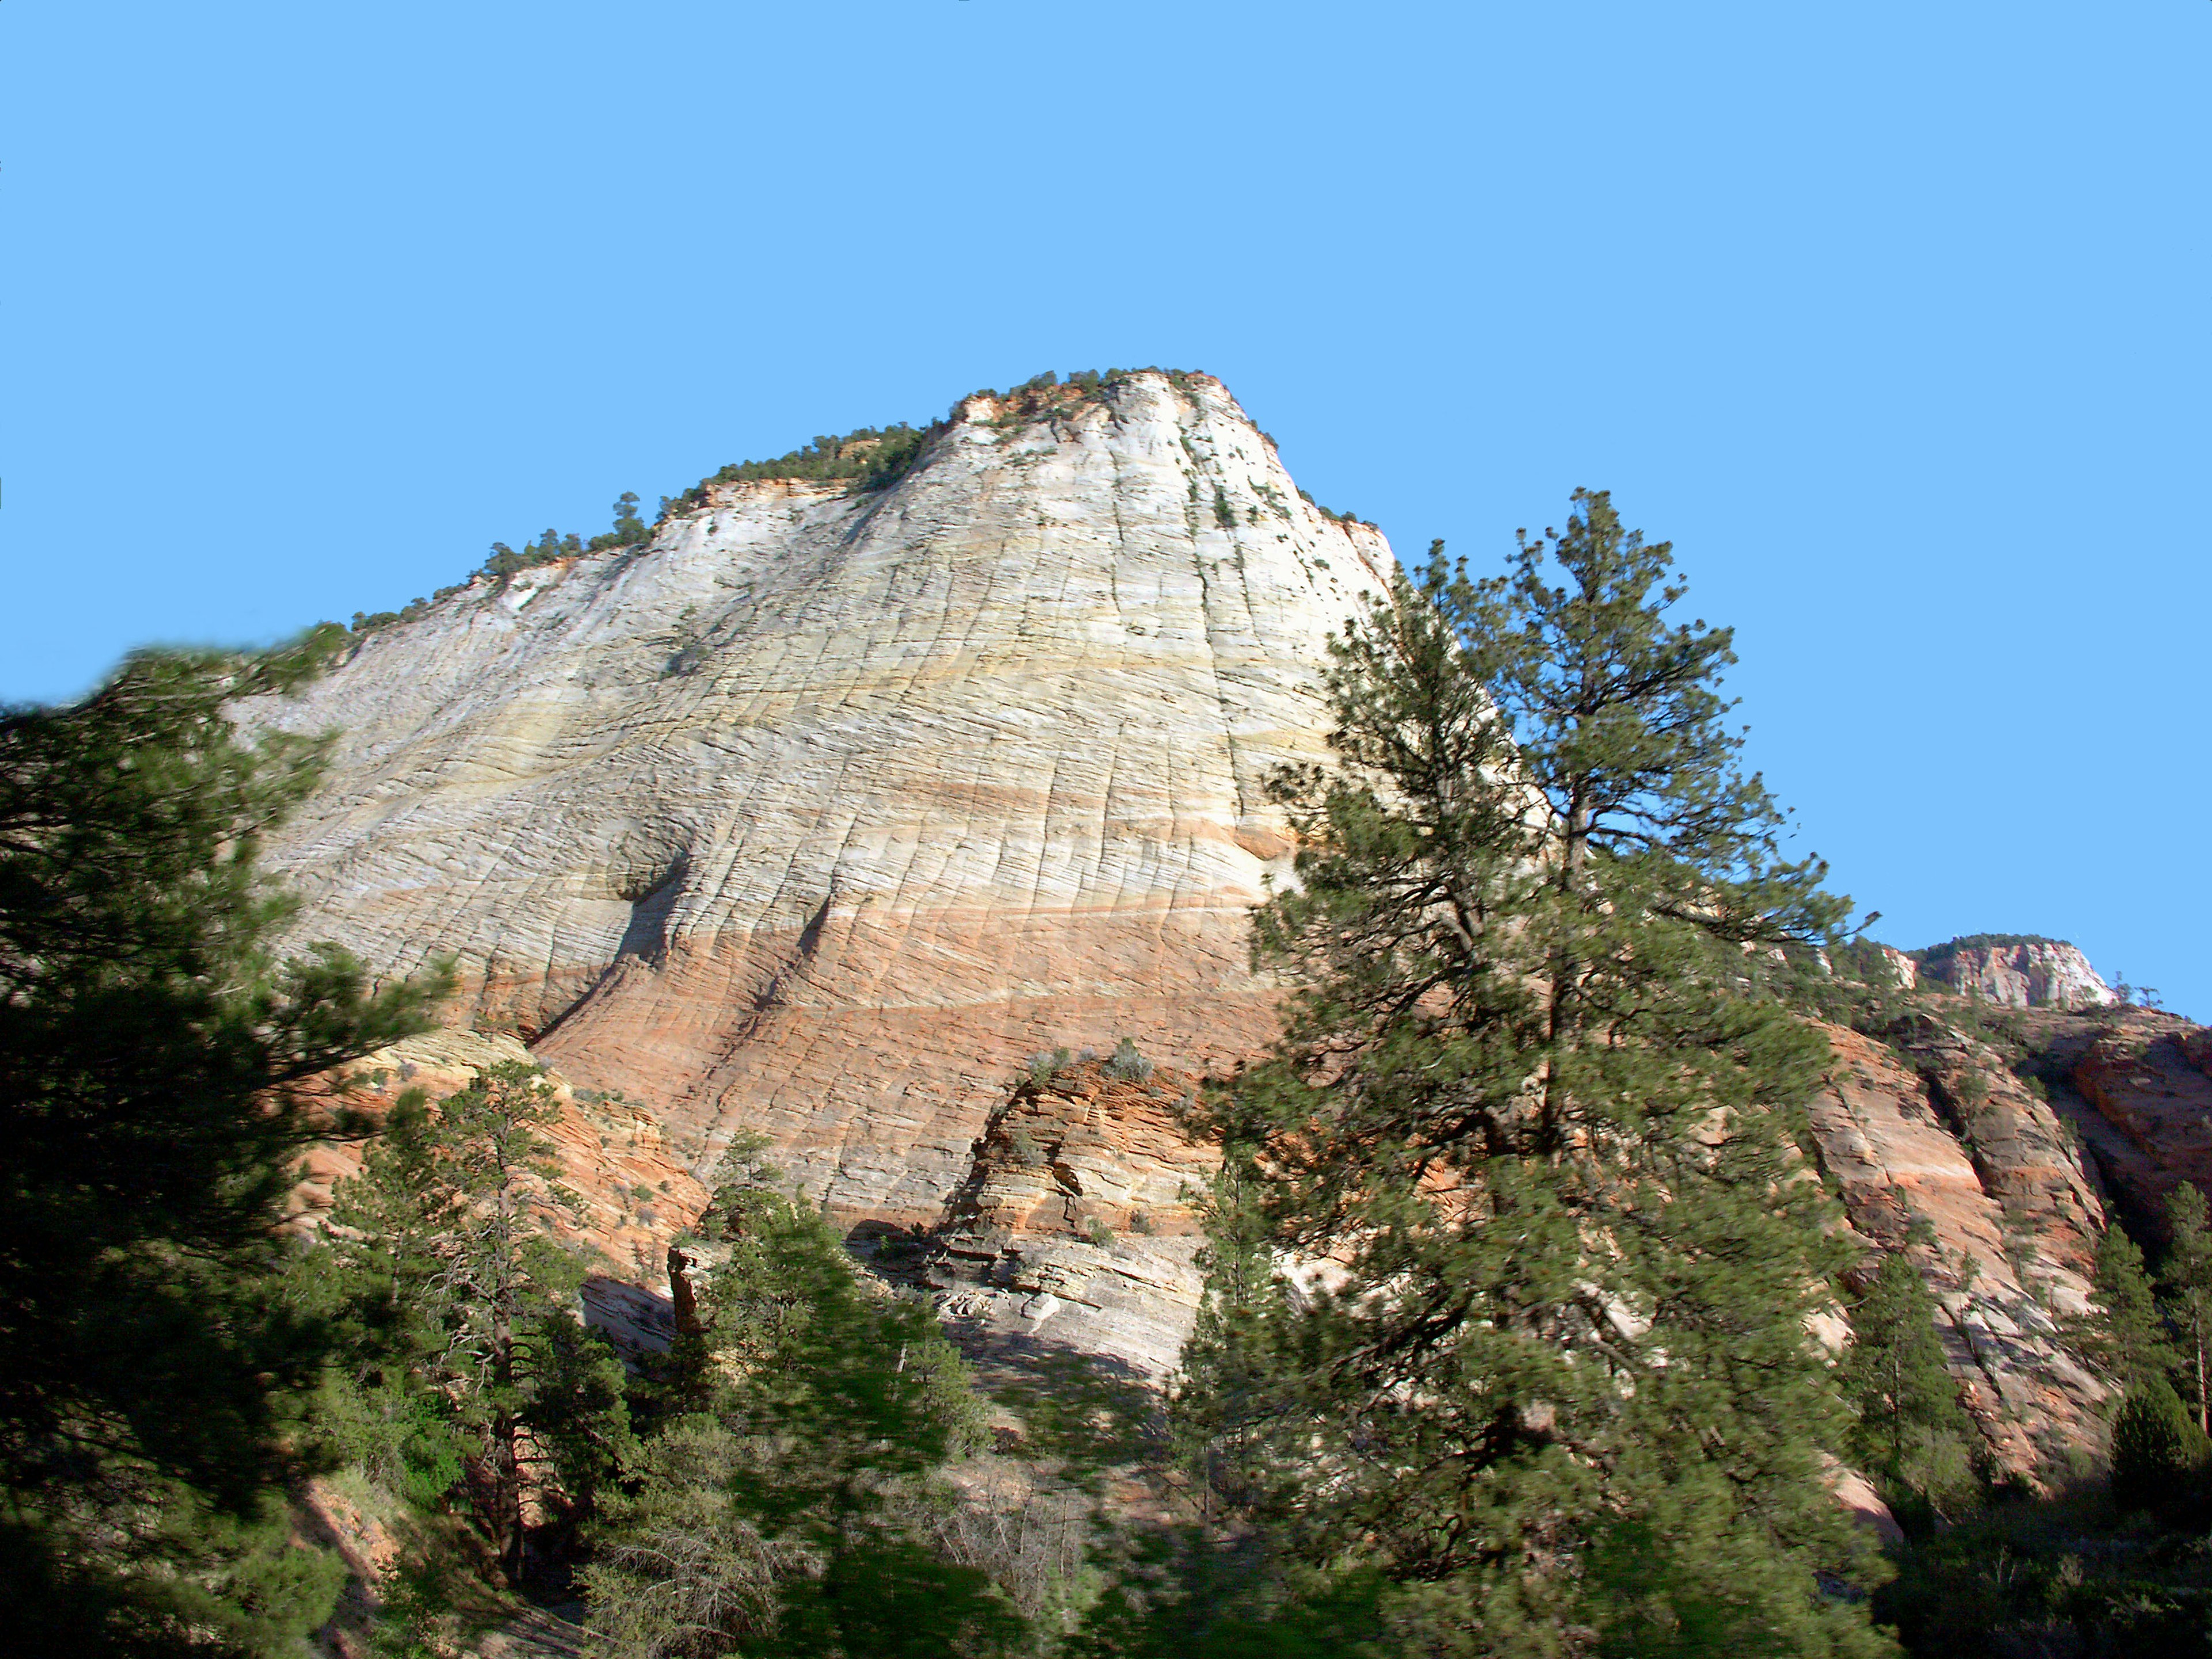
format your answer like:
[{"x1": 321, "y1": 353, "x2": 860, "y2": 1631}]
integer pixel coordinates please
[
  {"x1": 1916, "y1": 937, "x2": 2116, "y2": 1010},
  {"x1": 241, "y1": 371, "x2": 1391, "y2": 1227},
  {"x1": 1805, "y1": 1021, "x2": 2108, "y2": 1475},
  {"x1": 2064, "y1": 1012, "x2": 2212, "y2": 1227},
  {"x1": 247, "y1": 369, "x2": 2212, "y2": 1485},
  {"x1": 912, "y1": 1053, "x2": 1222, "y2": 1381}
]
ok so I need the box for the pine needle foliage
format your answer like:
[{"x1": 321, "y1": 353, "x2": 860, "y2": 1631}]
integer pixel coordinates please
[
  {"x1": 1841, "y1": 1255, "x2": 1981, "y2": 1525},
  {"x1": 2108, "y1": 1375, "x2": 2206, "y2": 1512},
  {"x1": 1181, "y1": 497, "x2": 1888, "y2": 1657},
  {"x1": 2073, "y1": 1224, "x2": 2175, "y2": 1392},
  {"x1": 585, "y1": 1139, "x2": 1016, "y2": 1658},
  {"x1": 2159, "y1": 1183, "x2": 2212, "y2": 1437},
  {"x1": 327, "y1": 1062, "x2": 632, "y2": 1589},
  {"x1": 0, "y1": 634, "x2": 446, "y2": 1654}
]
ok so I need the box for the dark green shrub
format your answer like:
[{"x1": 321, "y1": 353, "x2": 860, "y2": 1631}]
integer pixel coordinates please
[
  {"x1": 682, "y1": 421, "x2": 937, "y2": 502},
  {"x1": 2111, "y1": 1376, "x2": 2204, "y2": 1509}
]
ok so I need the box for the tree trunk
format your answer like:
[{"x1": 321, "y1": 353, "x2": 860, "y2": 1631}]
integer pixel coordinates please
[
  {"x1": 2197, "y1": 1318, "x2": 2208, "y2": 1437},
  {"x1": 494, "y1": 1408, "x2": 525, "y2": 1587}
]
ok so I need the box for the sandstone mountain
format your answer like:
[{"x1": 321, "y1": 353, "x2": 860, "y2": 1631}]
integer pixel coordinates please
[
  {"x1": 246, "y1": 369, "x2": 2211, "y2": 1479},
  {"x1": 1914, "y1": 935, "x2": 2116, "y2": 1010},
  {"x1": 244, "y1": 370, "x2": 1390, "y2": 1233}
]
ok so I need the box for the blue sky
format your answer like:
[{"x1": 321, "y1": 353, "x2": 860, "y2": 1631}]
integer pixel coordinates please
[{"x1": 4, "y1": 2, "x2": 2207, "y2": 1016}]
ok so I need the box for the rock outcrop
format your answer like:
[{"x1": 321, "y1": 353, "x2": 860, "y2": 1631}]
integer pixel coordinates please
[
  {"x1": 1915, "y1": 937, "x2": 2115, "y2": 1010},
  {"x1": 1804, "y1": 1022, "x2": 2108, "y2": 1475},
  {"x1": 2067, "y1": 1013, "x2": 2212, "y2": 1227},
  {"x1": 240, "y1": 371, "x2": 1391, "y2": 1230},
  {"x1": 913, "y1": 1053, "x2": 1222, "y2": 1380}
]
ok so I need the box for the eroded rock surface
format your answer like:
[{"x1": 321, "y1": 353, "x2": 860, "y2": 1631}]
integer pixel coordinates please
[
  {"x1": 1805, "y1": 1023, "x2": 2108, "y2": 1475},
  {"x1": 1916, "y1": 938, "x2": 2116, "y2": 1010},
  {"x1": 914, "y1": 1054, "x2": 1222, "y2": 1380},
  {"x1": 242, "y1": 372, "x2": 1390, "y2": 1229},
  {"x1": 2069, "y1": 1013, "x2": 2212, "y2": 1224}
]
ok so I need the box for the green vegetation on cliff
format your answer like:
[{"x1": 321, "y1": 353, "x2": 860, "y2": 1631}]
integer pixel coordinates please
[{"x1": 1177, "y1": 495, "x2": 1888, "y2": 1655}]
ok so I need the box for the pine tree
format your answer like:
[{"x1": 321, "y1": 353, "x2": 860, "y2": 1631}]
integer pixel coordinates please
[
  {"x1": 2075, "y1": 1224, "x2": 2173, "y2": 1391},
  {"x1": 2159, "y1": 1183, "x2": 2212, "y2": 1435},
  {"x1": 328, "y1": 1062, "x2": 631, "y2": 1588},
  {"x1": 1842, "y1": 1254, "x2": 1980, "y2": 1524},
  {"x1": 0, "y1": 635, "x2": 444, "y2": 1654},
  {"x1": 1184, "y1": 500, "x2": 1888, "y2": 1657},
  {"x1": 2109, "y1": 1374, "x2": 2204, "y2": 1510},
  {"x1": 585, "y1": 1139, "x2": 1014, "y2": 1658}
]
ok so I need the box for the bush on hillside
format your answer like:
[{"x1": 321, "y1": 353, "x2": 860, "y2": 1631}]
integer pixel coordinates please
[{"x1": 2111, "y1": 1376, "x2": 2206, "y2": 1510}]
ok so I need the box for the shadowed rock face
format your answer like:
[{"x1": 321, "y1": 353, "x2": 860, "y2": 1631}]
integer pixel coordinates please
[
  {"x1": 2067, "y1": 1013, "x2": 2212, "y2": 1225},
  {"x1": 242, "y1": 372, "x2": 1391, "y2": 1224}
]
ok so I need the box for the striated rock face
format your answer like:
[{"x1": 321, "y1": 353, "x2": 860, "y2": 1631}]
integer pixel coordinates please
[
  {"x1": 1916, "y1": 938, "x2": 2115, "y2": 1010},
  {"x1": 913, "y1": 1054, "x2": 1222, "y2": 1380},
  {"x1": 1805, "y1": 1023, "x2": 2108, "y2": 1475},
  {"x1": 241, "y1": 372, "x2": 1392, "y2": 1226},
  {"x1": 2067, "y1": 1013, "x2": 2212, "y2": 1226},
  {"x1": 246, "y1": 365, "x2": 2212, "y2": 1482}
]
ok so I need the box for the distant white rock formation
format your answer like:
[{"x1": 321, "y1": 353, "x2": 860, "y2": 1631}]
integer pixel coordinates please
[{"x1": 1915, "y1": 937, "x2": 2116, "y2": 1009}]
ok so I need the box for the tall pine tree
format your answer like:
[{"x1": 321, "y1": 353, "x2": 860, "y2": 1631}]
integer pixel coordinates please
[
  {"x1": 1841, "y1": 1254, "x2": 1980, "y2": 1525},
  {"x1": 0, "y1": 635, "x2": 442, "y2": 1654},
  {"x1": 585, "y1": 1137, "x2": 1014, "y2": 1658},
  {"x1": 2074, "y1": 1224, "x2": 2173, "y2": 1392},
  {"x1": 1184, "y1": 496, "x2": 1888, "y2": 1657},
  {"x1": 2158, "y1": 1183, "x2": 2212, "y2": 1435}
]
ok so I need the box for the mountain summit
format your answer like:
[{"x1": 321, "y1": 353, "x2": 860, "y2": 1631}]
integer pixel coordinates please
[{"x1": 244, "y1": 370, "x2": 1392, "y2": 1226}]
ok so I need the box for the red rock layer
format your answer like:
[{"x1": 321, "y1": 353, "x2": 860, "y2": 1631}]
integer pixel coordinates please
[{"x1": 1806, "y1": 1023, "x2": 2108, "y2": 1476}]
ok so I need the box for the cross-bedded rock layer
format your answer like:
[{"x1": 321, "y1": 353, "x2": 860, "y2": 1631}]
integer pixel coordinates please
[
  {"x1": 243, "y1": 372, "x2": 1392, "y2": 1225},
  {"x1": 244, "y1": 369, "x2": 2212, "y2": 1477}
]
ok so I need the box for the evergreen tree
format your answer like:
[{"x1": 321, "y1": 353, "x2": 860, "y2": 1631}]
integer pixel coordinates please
[
  {"x1": 2158, "y1": 1183, "x2": 2212, "y2": 1435},
  {"x1": 1184, "y1": 499, "x2": 1887, "y2": 1657},
  {"x1": 2075, "y1": 1224, "x2": 2173, "y2": 1391},
  {"x1": 2108, "y1": 1374, "x2": 2203, "y2": 1510},
  {"x1": 328, "y1": 1062, "x2": 631, "y2": 1588},
  {"x1": 585, "y1": 1138, "x2": 1014, "y2": 1657},
  {"x1": 0, "y1": 635, "x2": 443, "y2": 1654},
  {"x1": 1842, "y1": 1253, "x2": 1980, "y2": 1524}
]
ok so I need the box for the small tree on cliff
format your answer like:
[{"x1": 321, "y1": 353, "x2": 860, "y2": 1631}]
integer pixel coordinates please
[
  {"x1": 329, "y1": 1061, "x2": 631, "y2": 1587},
  {"x1": 0, "y1": 635, "x2": 444, "y2": 1654},
  {"x1": 585, "y1": 1139, "x2": 1014, "y2": 1658},
  {"x1": 1843, "y1": 1253, "x2": 1981, "y2": 1525},
  {"x1": 1184, "y1": 498, "x2": 1886, "y2": 1657},
  {"x1": 2075, "y1": 1224, "x2": 2173, "y2": 1392},
  {"x1": 2158, "y1": 1183, "x2": 2212, "y2": 1435}
]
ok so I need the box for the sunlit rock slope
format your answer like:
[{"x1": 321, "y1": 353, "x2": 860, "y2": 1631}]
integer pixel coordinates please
[{"x1": 242, "y1": 371, "x2": 1392, "y2": 1225}]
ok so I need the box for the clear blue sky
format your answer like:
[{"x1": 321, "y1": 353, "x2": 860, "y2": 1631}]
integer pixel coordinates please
[{"x1": 4, "y1": 3, "x2": 2207, "y2": 1017}]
